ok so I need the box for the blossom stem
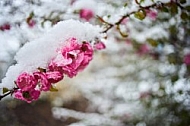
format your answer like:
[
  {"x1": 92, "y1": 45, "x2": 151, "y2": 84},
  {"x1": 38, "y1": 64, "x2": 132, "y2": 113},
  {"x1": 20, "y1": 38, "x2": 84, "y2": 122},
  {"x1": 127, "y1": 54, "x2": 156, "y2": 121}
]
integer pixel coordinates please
[
  {"x1": 0, "y1": 91, "x2": 12, "y2": 101},
  {"x1": 0, "y1": 88, "x2": 18, "y2": 101}
]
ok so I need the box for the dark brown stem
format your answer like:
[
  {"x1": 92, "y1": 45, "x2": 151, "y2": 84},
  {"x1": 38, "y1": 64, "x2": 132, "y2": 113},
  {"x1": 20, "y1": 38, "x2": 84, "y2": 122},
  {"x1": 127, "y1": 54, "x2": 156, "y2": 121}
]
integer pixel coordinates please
[
  {"x1": 101, "y1": 24, "x2": 114, "y2": 33},
  {"x1": 0, "y1": 91, "x2": 12, "y2": 100},
  {"x1": 0, "y1": 87, "x2": 18, "y2": 101}
]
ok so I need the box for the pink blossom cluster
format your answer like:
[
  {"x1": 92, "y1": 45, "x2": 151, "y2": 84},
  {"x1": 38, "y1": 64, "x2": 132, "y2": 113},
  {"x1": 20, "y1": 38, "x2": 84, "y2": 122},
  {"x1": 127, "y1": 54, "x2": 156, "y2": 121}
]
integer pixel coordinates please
[
  {"x1": 137, "y1": 44, "x2": 150, "y2": 55},
  {"x1": 13, "y1": 38, "x2": 105, "y2": 103},
  {"x1": 0, "y1": 23, "x2": 11, "y2": 31},
  {"x1": 48, "y1": 38, "x2": 94, "y2": 78},
  {"x1": 28, "y1": 19, "x2": 36, "y2": 28},
  {"x1": 184, "y1": 53, "x2": 190, "y2": 66},
  {"x1": 14, "y1": 71, "x2": 63, "y2": 103},
  {"x1": 79, "y1": 8, "x2": 94, "y2": 21},
  {"x1": 146, "y1": 9, "x2": 158, "y2": 21},
  {"x1": 93, "y1": 41, "x2": 106, "y2": 50}
]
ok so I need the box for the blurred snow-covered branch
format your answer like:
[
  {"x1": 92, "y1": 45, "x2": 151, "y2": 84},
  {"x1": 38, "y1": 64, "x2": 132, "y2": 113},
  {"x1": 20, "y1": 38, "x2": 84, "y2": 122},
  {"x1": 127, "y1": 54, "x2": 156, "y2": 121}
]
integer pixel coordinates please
[{"x1": 52, "y1": 107, "x2": 125, "y2": 126}]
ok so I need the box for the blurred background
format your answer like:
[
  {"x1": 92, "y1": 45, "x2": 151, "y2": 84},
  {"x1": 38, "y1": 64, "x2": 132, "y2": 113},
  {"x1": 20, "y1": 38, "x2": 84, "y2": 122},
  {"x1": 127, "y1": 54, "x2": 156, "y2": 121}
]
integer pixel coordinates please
[{"x1": 0, "y1": 0, "x2": 190, "y2": 126}]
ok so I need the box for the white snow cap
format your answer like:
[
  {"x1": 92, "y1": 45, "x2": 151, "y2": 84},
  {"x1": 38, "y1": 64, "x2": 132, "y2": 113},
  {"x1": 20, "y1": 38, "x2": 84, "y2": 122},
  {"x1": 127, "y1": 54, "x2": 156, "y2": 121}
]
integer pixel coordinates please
[{"x1": 0, "y1": 19, "x2": 102, "y2": 89}]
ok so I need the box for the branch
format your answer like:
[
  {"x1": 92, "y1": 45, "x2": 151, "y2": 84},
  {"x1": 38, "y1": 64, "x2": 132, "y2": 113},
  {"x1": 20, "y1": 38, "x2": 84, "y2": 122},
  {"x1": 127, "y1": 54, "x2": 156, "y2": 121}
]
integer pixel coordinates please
[
  {"x1": 0, "y1": 91, "x2": 12, "y2": 101},
  {"x1": 0, "y1": 88, "x2": 18, "y2": 101},
  {"x1": 99, "y1": 1, "x2": 183, "y2": 34}
]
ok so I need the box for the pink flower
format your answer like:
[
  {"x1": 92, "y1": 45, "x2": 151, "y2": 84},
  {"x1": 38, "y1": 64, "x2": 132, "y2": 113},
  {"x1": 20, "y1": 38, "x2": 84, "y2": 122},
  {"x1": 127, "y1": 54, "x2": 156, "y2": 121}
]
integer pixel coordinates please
[
  {"x1": 49, "y1": 38, "x2": 93, "y2": 78},
  {"x1": 121, "y1": 18, "x2": 128, "y2": 25},
  {"x1": 79, "y1": 8, "x2": 94, "y2": 21},
  {"x1": 13, "y1": 38, "x2": 94, "y2": 103},
  {"x1": 62, "y1": 41, "x2": 93, "y2": 77},
  {"x1": 146, "y1": 9, "x2": 158, "y2": 21},
  {"x1": 137, "y1": 44, "x2": 150, "y2": 55},
  {"x1": 76, "y1": 42, "x2": 93, "y2": 71},
  {"x1": 94, "y1": 42, "x2": 106, "y2": 50},
  {"x1": 14, "y1": 89, "x2": 40, "y2": 103},
  {"x1": 14, "y1": 90, "x2": 24, "y2": 100},
  {"x1": 29, "y1": 89, "x2": 40, "y2": 100},
  {"x1": 0, "y1": 23, "x2": 11, "y2": 31},
  {"x1": 49, "y1": 38, "x2": 81, "y2": 76},
  {"x1": 16, "y1": 72, "x2": 37, "y2": 91},
  {"x1": 125, "y1": 39, "x2": 132, "y2": 45},
  {"x1": 184, "y1": 53, "x2": 190, "y2": 65},
  {"x1": 81, "y1": 42, "x2": 93, "y2": 56},
  {"x1": 46, "y1": 71, "x2": 63, "y2": 83},
  {"x1": 28, "y1": 19, "x2": 36, "y2": 28},
  {"x1": 33, "y1": 72, "x2": 51, "y2": 91}
]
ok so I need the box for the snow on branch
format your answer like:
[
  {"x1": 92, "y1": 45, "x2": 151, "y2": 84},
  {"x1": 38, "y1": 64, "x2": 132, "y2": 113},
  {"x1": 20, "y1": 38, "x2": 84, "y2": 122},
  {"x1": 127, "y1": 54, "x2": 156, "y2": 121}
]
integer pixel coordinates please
[
  {"x1": 52, "y1": 107, "x2": 124, "y2": 126},
  {"x1": 0, "y1": 19, "x2": 105, "y2": 102}
]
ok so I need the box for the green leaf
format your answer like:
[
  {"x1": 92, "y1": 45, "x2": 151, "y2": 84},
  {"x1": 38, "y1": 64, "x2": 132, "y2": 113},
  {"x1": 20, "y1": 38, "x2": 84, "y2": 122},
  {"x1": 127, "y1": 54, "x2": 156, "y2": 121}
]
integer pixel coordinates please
[
  {"x1": 124, "y1": 3, "x2": 128, "y2": 7},
  {"x1": 161, "y1": 7, "x2": 169, "y2": 12},
  {"x1": 185, "y1": 6, "x2": 190, "y2": 12},
  {"x1": 178, "y1": 90, "x2": 183, "y2": 94},
  {"x1": 134, "y1": 10, "x2": 146, "y2": 20},
  {"x1": 167, "y1": 53, "x2": 177, "y2": 64},
  {"x1": 169, "y1": 25, "x2": 177, "y2": 34},
  {"x1": 180, "y1": 12, "x2": 188, "y2": 20},
  {"x1": 180, "y1": 0, "x2": 186, "y2": 4},
  {"x1": 171, "y1": 75, "x2": 179, "y2": 83},
  {"x1": 29, "y1": 11, "x2": 34, "y2": 18},
  {"x1": 140, "y1": 0, "x2": 145, "y2": 4},
  {"x1": 147, "y1": 38, "x2": 158, "y2": 47},
  {"x1": 73, "y1": 10, "x2": 80, "y2": 14},
  {"x1": 49, "y1": 85, "x2": 58, "y2": 92},
  {"x1": 3, "y1": 88, "x2": 9, "y2": 94},
  {"x1": 187, "y1": 65, "x2": 190, "y2": 72},
  {"x1": 170, "y1": 4, "x2": 178, "y2": 15},
  {"x1": 26, "y1": 11, "x2": 34, "y2": 23}
]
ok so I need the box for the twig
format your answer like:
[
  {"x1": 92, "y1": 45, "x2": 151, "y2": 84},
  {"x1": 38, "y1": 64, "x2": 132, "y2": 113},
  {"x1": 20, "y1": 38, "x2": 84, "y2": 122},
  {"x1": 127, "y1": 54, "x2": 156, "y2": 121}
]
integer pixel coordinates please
[
  {"x1": 0, "y1": 87, "x2": 18, "y2": 101},
  {"x1": 100, "y1": 1, "x2": 183, "y2": 34},
  {"x1": 0, "y1": 91, "x2": 12, "y2": 101}
]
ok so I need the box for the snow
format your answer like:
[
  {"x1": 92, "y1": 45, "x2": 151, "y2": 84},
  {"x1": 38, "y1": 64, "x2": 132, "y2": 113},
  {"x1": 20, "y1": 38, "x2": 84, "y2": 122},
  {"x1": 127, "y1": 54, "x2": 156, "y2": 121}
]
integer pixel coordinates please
[
  {"x1": 52, "y1": 107, "x2": 125, "y2": 126},
  {"x1": 0, "y1": 0, "x2": 190, "y2": 125},
  {"x1": 0, "y1": 19, "x2": 102, "y2": 89}
]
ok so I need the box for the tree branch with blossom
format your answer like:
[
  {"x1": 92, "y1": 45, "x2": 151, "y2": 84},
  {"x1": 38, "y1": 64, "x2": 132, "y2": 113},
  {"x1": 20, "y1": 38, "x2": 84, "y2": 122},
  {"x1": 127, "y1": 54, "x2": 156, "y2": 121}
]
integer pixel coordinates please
[
  {"x1": 99, "y1": 0, "x2": 189, "y2": 35},
  {"x1": 0, "y1": 20, "x2": 106, "y2": 103}
]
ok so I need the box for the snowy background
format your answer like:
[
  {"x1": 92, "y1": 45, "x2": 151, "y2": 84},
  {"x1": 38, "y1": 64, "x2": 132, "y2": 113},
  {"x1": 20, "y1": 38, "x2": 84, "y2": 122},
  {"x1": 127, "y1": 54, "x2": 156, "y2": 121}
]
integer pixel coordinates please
[{"x1": 0, "y1": 0, "x2": 190, "y2": 126}]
